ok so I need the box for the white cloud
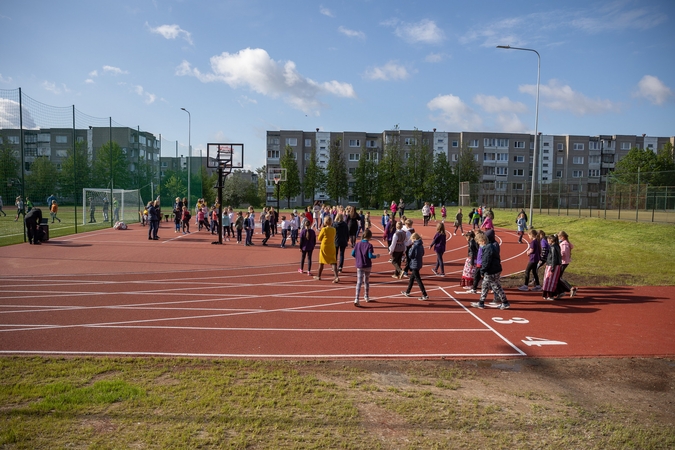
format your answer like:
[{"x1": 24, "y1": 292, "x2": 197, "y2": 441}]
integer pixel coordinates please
[
  {"x1": 424, "y1": 53, "x2": 444, "y2": 63},
  {"x1": 427, "y1": 94, "x2": 482, "y2": 130},
  {"x1": 474, "y1": 94, "x2": 527, "y2": 114},
  {"x1": 103, "y1": 65, "x2": 129, "y2": 75},
  {"x1": 385, "y1": 18, "x2": 445, "y2": 44},
  {"x1": 338, "y1": 26, "x2": 365, "y2": 39},
  {"x1": 519, "y1": 79, "x2": 615, "y2": 115},
  {"x1": 146, "y1": 22, "x2": 193, "y2": 45},
  {"x1": 570, "y1": 3, "x2": 667, "y2": 33},
  {"x1": 319, "y1": 6, "x2": 334, "y2": 17},
  {"x1": 85, "y1": 79, "x2": 95, "y2": 84},
  {"x1": 237, "y1": 95, "x2": 258, "y2": 108},
  {"x1": 41, "y1": 81, "x2": 70, "y2": 95},
  {"x1": 89, "y1": 70, "x2": 98, "y2": 77},
  {"x1": 364, "y1": 61, "x2": 410, "y2": 81},
  {"x1": 633, "y1": 75, "x2": 672, "y2": 105},
  {"x1": 133, "y1": 85, "x2": 156, "y2": 104},
  {"x1": 176, "y1": 48, "x2": 356, "y2": 115},
  {"x1": 0, "y1": 73, "x2": 14, "y2": 84},
  {"x1": 495, "y1": 113, "x2": 529, "y2": 133},
  {"x1": 0, "y1": 98, "x2": 37, "y2": 129}
]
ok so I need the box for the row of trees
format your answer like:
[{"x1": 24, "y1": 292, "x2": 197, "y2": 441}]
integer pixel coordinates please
[
  {"x1": 0, "y1": 139, "x2": 156, "y2": 206},
  {"x1": 277, "y1": 130, "x2": 482, "y2": 209},
  {"x1": 613, "y1": 143, "x2": 675, "y2": 186}
]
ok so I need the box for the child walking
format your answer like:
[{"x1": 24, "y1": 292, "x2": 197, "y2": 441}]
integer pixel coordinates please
[
  {"x1": 516, "y1": 212, "x2": 527, "y2": 243},
  {"x1": 471, "y1": 232, "x2": 510, "y2": 310},
  {"x1": 352, "y1": 229, "x2": 379, "y2": 306},
  {"x1": 299, "y1": 219, "x2": 316, "y2": 275},
  {"x1": 279, "y1": 215, "x2": 289, "y2": 248},
  {"x1": 50, "y1": 200, "x2": 61, "y2": 223},
  {"x1": 518, "y1": 229, "x2": 541, "y2": 291},
  {"x1": 261, "y1": 213, "x2": 271, "y2": 245},
  {"x1": 181, "y1": 206, "x2": 191, "y2": 234},
  {"x1": 401, "y1": 233, "x2": 428, "y2": 301},
  {"x1": 542, "y1": 234, "x2": 562, "y2": 301},
  {"x1": 429, "y1": 222, "x2": 446, "y2": 276},
  {"x1": 460, "y1": 231, "x2": 478, "y2": 287},
  {"x1": 453, "y1": 208, "x2": 464, "y2": 235}
]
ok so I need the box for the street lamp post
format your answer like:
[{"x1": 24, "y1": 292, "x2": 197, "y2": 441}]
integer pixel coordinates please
[
  {"x1": 180, "y1": 108, "x2": 191, "y2": 206},
  {"x1": 497, "y1": 45, "x2": 540, "y2": 229}
]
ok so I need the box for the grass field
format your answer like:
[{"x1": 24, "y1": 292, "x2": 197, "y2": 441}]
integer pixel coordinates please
[{"x1": 1, "y1": 358, "x2": 673, "y2": 448}]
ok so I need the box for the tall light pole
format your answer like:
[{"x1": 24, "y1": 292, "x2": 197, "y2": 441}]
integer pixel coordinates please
[
  {"x1": 180, "y1": 108, "x2": 191, "y2": 206},
  {"x1": 497, "y1": 45, "x2": 540, "y2": 229}
]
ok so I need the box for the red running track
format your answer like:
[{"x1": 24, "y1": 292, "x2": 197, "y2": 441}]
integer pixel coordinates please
[{"x1": 0, "y1": 218, "x2": 673, "y2": 359}]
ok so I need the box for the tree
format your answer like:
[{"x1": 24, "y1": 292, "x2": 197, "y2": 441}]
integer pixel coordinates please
[
  {"x1": 455, "y1": 144, "x2": 481, "y2": 203},
  {"x1": 614, "y1": 147, "x2": 660, "y2": 185},
  {"x1": 378, "y1": 135, "x2": 405, "y2": 206},
  {"x1": 404, "y1": 130, "x2": 432, "y2": 208},
  {"x1": 428, "y1": 152, "x2": 455, "y2": 206},
  {"x1": 0, "y1": 137, "x2": 20, "y2": 202},
  {"x1": 60, "y1": 140, "x2": 92, "y2": 205},
  {"x1": 255, "y1": 165, "x2": 267, "y2": 206},
  {"x1": 92, "y1": 142, "x2": 131, "y2": 189},
  {"x1": 353, "y1": 148, "x2": 379, "y2": 208},
  {"x1": 325, "y1": 138, "x2": 348, "y2": 204},
  {"x1": 303, "y1": 145, "x2": 326, "y2": 204},
  {"x1": 280, "y1": 145, "x2": 302, "y2": 208},
  {"x1": 161, "y1": 172, "x2": 186, "y2": 203},
  {"x1": 25, "y1": 156, "x2": 59, "y2": 204},
  {"x1": 198, "y1": 166, "x2": 217, "y2": 205},
  {"x1": 130, "y1": 157, "x2": 157, "y2": 202}
]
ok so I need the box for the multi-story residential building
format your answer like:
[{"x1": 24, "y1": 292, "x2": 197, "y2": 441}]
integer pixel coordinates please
[
  {"x1": 266, "y1": 129, "x2": 674, "y2": 208},
  {"x1": 1, "y1": 126, "x2": 161, "y2": 178}
]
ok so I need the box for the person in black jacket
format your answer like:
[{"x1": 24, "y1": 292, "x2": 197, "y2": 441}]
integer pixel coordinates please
[
  {"x1": 333, "y1": 213, "x2": 350, "y2": 273},
  {"x1": 471, "y1": 232, "x2": 510, "y2": 310},
  {"x1": 24, "y1": 207, "x2": 43, "y2": 245},
  {"x1": 147, "y1": 201, "x2": 160, "y2": 240}
]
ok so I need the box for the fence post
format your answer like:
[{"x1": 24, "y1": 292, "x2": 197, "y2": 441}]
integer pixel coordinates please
[
  {"x1": 618, "y1": 192, "x2": 622, "y2": 220},
  {"x1": 73, "y1": 105, "x2": 78, "y2": 234},
  {"x1": 652, "y1": 191, "x2": 656, "y2": 222}
]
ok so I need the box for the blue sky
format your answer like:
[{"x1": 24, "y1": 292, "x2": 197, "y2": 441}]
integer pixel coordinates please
[{"x1": 1, "y1": 0, "x2": 673, "y2": 170}]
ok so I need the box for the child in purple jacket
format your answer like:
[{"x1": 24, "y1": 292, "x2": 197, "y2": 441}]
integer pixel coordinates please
[
  {"x1": 429, "y1": 222, "x2": 447, "y2": 276},
  {"x1": 352, "y1": 229, "x2": 379, "y2": 306}
]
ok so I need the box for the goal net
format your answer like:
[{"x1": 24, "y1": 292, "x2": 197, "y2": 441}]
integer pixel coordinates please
[{"x1": 82, "y1": 188, "x2": 143, "y2": 225}]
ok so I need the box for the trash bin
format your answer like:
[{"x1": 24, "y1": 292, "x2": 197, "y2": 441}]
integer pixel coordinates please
[{"x1": 39, "y1": 218, "x2": 49, "y2": 241}]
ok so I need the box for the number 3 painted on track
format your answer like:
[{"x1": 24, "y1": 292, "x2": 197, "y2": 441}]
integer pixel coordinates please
[{"x1": 492, "y1": 317, "x2": 529, "y2": 324}]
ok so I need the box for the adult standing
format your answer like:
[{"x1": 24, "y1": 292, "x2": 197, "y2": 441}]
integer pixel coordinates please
[
  {"x1": 453, "y1": 208, "x2": 464, "y2": 235},
  {"x1": 0, "y1": 195, "x2": 6, "y2": 217},
  {"x1": 398, "y1": 198, "x2": 406, "y2": 219},
  {"x1": 102, "y1": 196, "x2": 110, "y2": 222},
  {"x1": 24, "y1": 207, "x2": 43, "y2": 245},
  {"x1": 390, "y1": 200, "x2": 398, "y2": 219},
  {"x1": 314, "y1": 216, "x2": 339, "y2": 283},
  {"x1": 113, "y1": 197, "x2": 119, "y2": 222},
  {"x1": 148, "y1": 201, "x2": 160, "y2": 240},
  {"x1": 333, "y1": 213, "x2": 349, "y2": 273}
]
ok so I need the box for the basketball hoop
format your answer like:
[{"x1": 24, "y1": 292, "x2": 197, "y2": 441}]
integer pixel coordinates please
[{"x1": 273, "y1": 174, "x2": 282, "y2": 185}]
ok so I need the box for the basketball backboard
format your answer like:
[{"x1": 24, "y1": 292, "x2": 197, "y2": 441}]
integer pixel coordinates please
[
  {"x1": 206, "y1": 143, "x2": 244, "y2": 170},
  {"x1": 267, "y1": 167, "x2": 287, "y2": 185}
]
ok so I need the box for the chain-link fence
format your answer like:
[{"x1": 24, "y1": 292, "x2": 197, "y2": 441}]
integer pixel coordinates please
[
  {"x1": 465, "y1": 175, "x2": 675, "y2": 224},
  {"x1": 0, "y1": 88, "x2": 199, "y2": 245}
]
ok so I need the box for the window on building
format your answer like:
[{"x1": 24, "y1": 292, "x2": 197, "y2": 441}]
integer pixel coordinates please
[
  {"x1": 484, "y1": 166, "x2": 495, "y2": 175},
  {"x1": 474, "y1": 154, "x2": 479, "y2": 161},
  {"x1": 54, "y1": 135, "x2": 67, "y2": 144},
  {"x1": 304, "y1": 153, "x2": 311, "y2": 161},
  {"x1": 437, "y1": 138, "x2": 444, "y2": 143},
  {"x1": 557, "y1": 156, "x2": 563, "y2": 164},
  {"x1": 484, "y1": 153, "x2": 495, "y2": 161},
  {"x1": 349, "y1": 153, "x2": 360, "y2": 161},
  {"x1": 589, "y1": 155, "x2": 600, "y2": 164},
  {"x1": 267, "y1": 150, "x2": 280, "y2": 159},
  {"x1": 304, "y1": 139, "x2": 312, "y2": 147},
  {"x1": 7, "y1": 136, "x2": 19, "y2": 144},
  {"x1": 513, "y1": 169, "x2": 524, "y2": 176},
  {"x1": 496, "y1": 153, "x2": 508, "y2": 162},
  {"x1": 557, "y1": 143, "x2": 564, "y2": 151},
  {"x1": 495, "y1": 181, "x2": 507, "y2": 190},
  {"x1": 469, "y1": 139, "x2": 479, "y2": 148},
  {"x1": 513, "y1": 155, "x2": 525, "y2": 163},
  {"x1": 589, "y1": 169, "x2": 600, "y2": 177},
  {"x1": 452, "y1": 140, "x2": 458, "y2": 147},
  {"x1": 572, "y1": 170, "x2": 583, "y2": 178},
  {"x1": 496, "y1": 166, "x2": 507, "y2": 176},
  {"x1": 512, "y1": 183, "x2": 524, "y2": 190},
  {"x1": 25, "y1": 134, "x2": 37, "y2": 143},
  {"x1": 573, "y1": 156, "x2": 584, "y2": 164},
  {"x1": 452, "y1": 154, "x2": 458, "y2": 162},
  {"x1": 366, "y1": 140, "x2": 377, "y2": 148},
  {"x1": 161, "y1": 161, "x2": 168, "y2": 168},
  {"x1": 573, "y1": 143, "x2": 584, "y2": 151},
  {"x1": 589, "y1": 141, "x2": 600, "y2": 150},
  {"x1": 621, "y1": 142, "x2": 631, "y2": 150},
  {"x1": 404, "y1": 138, "x2": 416, "y2": 146},
  {"x1": 365, "y1": 152, "x2": 379, "y2": 162},
  {"x1": 25, "y1": 148, "x2": 37, "y2": 157},
  {"x1": 514, "y1": 141, "x2": 525, "y2": 148},
  {"x1": 556, "y1": 170, "x2": 563, "y2": 178},
  {"x1": 349, "y1": 139, "x2": 360, "y2": 147},
  {"x1": 348, "y1": 167, "x2": 356, "y2": 175}
]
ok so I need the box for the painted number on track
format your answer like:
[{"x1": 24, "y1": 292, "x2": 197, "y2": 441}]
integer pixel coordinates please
[
  {"x1": 492, "y1": 317, "x2": 529, "y2": 324},
  {"x1": 521, "y1": 336, "x2": 567, "y2": 347}
]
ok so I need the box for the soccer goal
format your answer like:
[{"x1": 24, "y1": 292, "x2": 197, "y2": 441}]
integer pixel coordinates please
[{"x1": 82, "y1": 188, "x2": 144, "y2": 225}]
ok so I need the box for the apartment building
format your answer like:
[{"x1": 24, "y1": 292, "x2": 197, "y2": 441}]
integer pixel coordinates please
[{"x1": 266, "y1": 129, "x2": 674, "y2": 208}]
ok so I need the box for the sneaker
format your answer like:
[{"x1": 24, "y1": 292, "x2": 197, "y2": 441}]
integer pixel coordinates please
[
  {"x1": 298, "y1": 268, "x2": 303, "y2": 273},
  {"x1": 488, "y1": 300, "x2": 501, "y2": 307},
  {"x1": 401, "y1": 291, "x2": 411, "y2": 297},
  {"x1": 533, "y1": 285, "x2": 542, "y2": 291},
  {"x1": 518, "y1": 285, "x2": 529, "y2": 291},
  {"x1": 307, "y1": 272, "x2": 313, "y2": 276},
  {"x1": 419, "y1": 296, "x2": 429, "y2": 301},
  {"x1": 364, "y1": 296, "x2": 372, "y2": 302},
  {"x1": 392, "y1": 274, "x2": 399, "y2": 279},
  {"x1": 313, "y1": 276, "x2": 321, "y2": 280},
  {"x1": 499, "y1": 303, "x2": 511, "y2": 310},
  {"x1": 463, "y1": 286, "x2": 472, "y2": 290},
  {"x1": 431, "y1": 268, "x2": 437, "y2": 275},
  {"x1": 544, "y1": 297, "x2": 554, "y2": 301},
  {"x1": 468, "y1": 289, "x2": 477, "y2": 294},
  {"x1": 570, "y1": 287, "x2": 577, "y2": 298},
  {"x1": 471, "y1": 302, "x2": 485, "y2": 309},
  {"x1": 354, "y1": 298, "x2": 360, "y2": 306}
]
